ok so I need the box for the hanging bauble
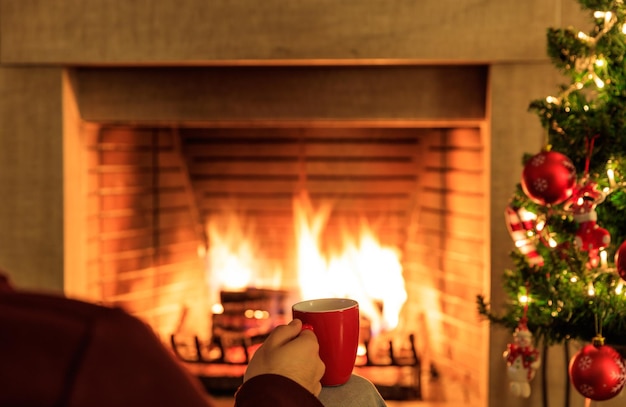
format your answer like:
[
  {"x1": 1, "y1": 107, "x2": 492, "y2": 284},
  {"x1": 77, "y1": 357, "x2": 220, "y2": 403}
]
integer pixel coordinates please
[
  {"x1": 503, "y1": 319, "x2": 541, "y2": 397},
  {"x1": 568, "y1": 337, "x2": 626, "y2": 401},
  {"x1": 521, "y1": 151, "x2": 576, "y2": 205},
  {"x1": 614, "y1": 240, "x2": 626, "y2": 281}
]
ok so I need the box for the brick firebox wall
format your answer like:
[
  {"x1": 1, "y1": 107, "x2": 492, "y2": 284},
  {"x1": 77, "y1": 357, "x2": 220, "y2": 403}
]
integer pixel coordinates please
[{"x1": 81, "y1": 123, "x2": 487, "y2": 403}]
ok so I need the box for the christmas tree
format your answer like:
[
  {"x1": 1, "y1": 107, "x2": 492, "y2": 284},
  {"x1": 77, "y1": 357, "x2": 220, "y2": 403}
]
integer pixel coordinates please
[{"x1": 477, "y1": 0, "x2": 626, "y2": 403}]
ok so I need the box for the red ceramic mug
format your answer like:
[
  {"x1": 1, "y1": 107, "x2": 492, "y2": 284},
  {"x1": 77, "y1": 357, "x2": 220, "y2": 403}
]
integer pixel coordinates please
[{"x1": 292, "y1": 298, "x2": 359, "y2": 386}]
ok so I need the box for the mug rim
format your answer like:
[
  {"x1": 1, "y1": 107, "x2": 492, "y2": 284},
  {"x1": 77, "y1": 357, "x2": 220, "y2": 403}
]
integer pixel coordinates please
[{"x1": 292, "y1": 297, "x2": 358, "y2": 313}]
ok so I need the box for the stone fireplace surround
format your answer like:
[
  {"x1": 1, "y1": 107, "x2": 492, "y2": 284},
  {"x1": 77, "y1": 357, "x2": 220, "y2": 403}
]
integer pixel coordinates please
[{"x1": 0, "y1": 1, "x2": 591, "y2": 407}]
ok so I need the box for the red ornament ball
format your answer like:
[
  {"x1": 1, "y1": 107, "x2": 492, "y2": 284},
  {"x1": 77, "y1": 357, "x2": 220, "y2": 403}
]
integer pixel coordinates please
[
  {"x1": 614, "y1": 240, "x2": 626, "y2": 281},
  {"x1": 521, "y1": 151, "x2": 576, "y2": 205},
  {"x1": 569, "y1": 342, "x2": 626, "y2": 401}
]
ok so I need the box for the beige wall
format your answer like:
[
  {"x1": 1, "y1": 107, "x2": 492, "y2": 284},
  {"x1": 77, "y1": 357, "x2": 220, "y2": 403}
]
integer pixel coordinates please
[
  {"x1": 0, "y1": 67, "x2": 64, "y2": 290},
  {"x1": 0, "y1": 1, "x2": 597, "y2": 406}
]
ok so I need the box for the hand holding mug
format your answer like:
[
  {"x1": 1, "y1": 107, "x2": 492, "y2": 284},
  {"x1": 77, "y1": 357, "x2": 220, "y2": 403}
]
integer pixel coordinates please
[
  {"x1": 243, "y1": 319, "x2": 326, "y2": 396},
  {"x1": 292, "y1": 298, "x2": 359, "y2": 386}
]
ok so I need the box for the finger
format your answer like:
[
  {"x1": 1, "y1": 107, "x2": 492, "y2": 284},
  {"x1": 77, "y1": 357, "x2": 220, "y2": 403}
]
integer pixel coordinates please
[
  {"x1": 312, "y1": 381, "x2": 322, "y2": 397},
  {"x1": 289, "y1": 318, "x2": 303, "y2": 329},
  {"x1": 264, "y1": 320, "x2": 302, "y2": 347},
  {"x1": 316, "y1": 358, "x2": 326, "y2": 379},
  {"x1": 296, "y1": 328, "x2": 319, "y2": 345}
]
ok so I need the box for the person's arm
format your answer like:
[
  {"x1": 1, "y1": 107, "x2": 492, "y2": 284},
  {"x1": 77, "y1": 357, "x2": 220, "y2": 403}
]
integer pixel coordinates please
[{"x1": 234, "y1": 319, "x2": 325, "y2": 407}]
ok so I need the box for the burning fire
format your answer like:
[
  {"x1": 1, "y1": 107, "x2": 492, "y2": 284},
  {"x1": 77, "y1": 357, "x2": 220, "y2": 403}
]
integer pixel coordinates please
[
  {"x1": 293, "y1": 191, "x2": 406, "y2": 335},
  {"x1": 206, "y1": 191, "x2": 407, "y2": 336},
  {"x1": 205, "y1": 210, "x2": 256, "y2": 291}
]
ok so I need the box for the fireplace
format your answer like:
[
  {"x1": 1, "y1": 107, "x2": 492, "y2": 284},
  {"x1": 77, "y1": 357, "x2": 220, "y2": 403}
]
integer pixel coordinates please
[{"x1": 55, "y1": 64, "x2": 490, "y2": 403}]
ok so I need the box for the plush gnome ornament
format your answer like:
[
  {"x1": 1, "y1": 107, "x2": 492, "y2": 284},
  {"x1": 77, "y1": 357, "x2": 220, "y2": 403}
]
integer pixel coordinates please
[
  {"x1": 567, "y1": 181, "x2": 610, "y2": 267},
  {"x1": 504, "y1": 319, "x2": 541, "y2": 398}
]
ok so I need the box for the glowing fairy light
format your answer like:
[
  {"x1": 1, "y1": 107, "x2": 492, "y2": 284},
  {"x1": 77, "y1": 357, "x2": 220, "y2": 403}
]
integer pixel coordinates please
[
  {"x1": 578, "y1": 31, "x2": 591, "y2": 41},
  {"x1": 593, "y1": 11, "x2": 613, "y2": 24},
  {"x1": 546, "y1": 96, "x2": 559, "y2": 104},
  {"x1": 548, "y1": 237, "x2": 558, "y2": 248},
  {"x1": 592, "y1": 73, "x2": 605, "y2": 88},
  {"x1": 519, "y1": 294, "x2": 530, "y2": 304},
  {"x1": 608, "y1": 168, "x2": 616, "y2": 188},
  {"x1": 600, "y1": 250, "x2": 608, "y2": 268},
  {"x1": 518, "y1": 207, "x2": 537, "y2": 222},
  {"x1": 535, "y1": 219, "x2": 546, "y2": 231},
  {"x1": 616, "y1": 281, "x2": 624, "y2": 295},
  {"x1": 587, "y1": 281, "x2": 596, "y2": 296}
]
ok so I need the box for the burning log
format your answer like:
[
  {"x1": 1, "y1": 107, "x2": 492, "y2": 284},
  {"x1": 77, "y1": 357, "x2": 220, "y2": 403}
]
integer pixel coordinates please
[{"x1": 172, "y1": 288, "x2": 288, "y2": 365}]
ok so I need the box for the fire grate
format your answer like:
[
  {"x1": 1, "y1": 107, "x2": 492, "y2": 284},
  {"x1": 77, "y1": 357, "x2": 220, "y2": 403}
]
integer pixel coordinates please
[
  {"x1": 171, "y1": 332, "x2": 422, "y2": 400},
  {"x1": 171, "y1": 288, "x2": 421, "y2": 400}
]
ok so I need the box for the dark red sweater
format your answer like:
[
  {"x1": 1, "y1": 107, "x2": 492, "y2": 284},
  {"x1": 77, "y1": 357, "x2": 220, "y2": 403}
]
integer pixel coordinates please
[{"x1": 235, "y1": 374, "x2": 323, "y2": 407}]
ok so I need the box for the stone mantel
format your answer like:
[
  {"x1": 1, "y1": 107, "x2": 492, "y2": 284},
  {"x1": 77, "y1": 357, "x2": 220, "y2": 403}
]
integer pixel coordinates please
[{"x1": 1, "y1": 0, "x2": 586, "y2": 64}]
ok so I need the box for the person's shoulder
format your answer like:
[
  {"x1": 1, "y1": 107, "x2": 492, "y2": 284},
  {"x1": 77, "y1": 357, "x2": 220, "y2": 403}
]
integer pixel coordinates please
[{"x1": 235, "y1": 374, "x2": 324, "y2": 407}]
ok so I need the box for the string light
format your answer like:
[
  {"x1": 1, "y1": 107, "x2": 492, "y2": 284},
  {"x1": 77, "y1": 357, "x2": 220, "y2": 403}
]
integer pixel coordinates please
[
  {"x1": 587, "y1": 281, "x2": 596, "y2": 296},
  {"x1": 535, "y1": 218, "x2": 546, "y2": 231},
  {"x1": 600, "y1": 249, "x2": 608, "y2": 269},
  {"x1": 546, "y1": 96, "x2": 559, "y2": 104},
  {"x1": 592, "y1": 74, "x2": 605, "y2": 88},
  {"x1": 548, "y1": 237, "x2": 558, "y2": 248},
  {"x1": 616, "y1": 281, "x2": 624, "y2": 295},
  {"x1": 593, "y1": 10, "x2": 613, "y2": 24},
  {"x1": 608, "y1": 168, "x2": 616, "y2": 188}
]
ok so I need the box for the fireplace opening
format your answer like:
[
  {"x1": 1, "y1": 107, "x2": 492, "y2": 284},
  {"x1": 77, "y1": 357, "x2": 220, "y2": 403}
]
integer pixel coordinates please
[{"x1": 63, "y1": 65, "x2": 489, "y2": 404}]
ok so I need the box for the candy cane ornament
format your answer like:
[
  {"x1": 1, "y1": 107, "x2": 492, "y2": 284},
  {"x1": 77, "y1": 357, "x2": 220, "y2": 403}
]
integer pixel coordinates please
[{"x1": 505, "y1": 205, "x2": 545, "y2": 267}]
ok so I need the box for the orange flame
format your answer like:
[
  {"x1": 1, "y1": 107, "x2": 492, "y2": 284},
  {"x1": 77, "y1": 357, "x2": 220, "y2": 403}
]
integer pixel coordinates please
[
  {"x1": 293, "y1": 191, "x2": 406, "y2": 334},
  {"x1": 206, "y1": 191, "x2": 407, "y2": 335},
  {"x1": 206, "y1": 210, "x2": 256, "y2": 291}
]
